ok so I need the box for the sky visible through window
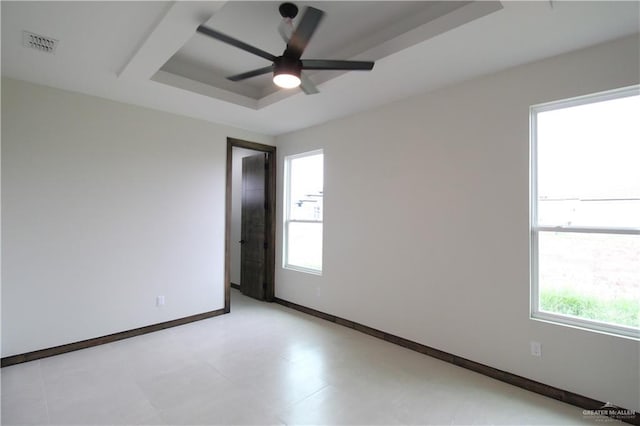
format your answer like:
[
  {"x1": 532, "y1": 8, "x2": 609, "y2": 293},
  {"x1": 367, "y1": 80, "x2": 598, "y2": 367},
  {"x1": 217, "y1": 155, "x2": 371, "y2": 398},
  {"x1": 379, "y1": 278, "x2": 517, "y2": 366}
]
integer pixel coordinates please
[
  {"x1": 537, "y1": 94, "x2": 640, "y2": 228},
  {"x1": 289, "y1": 154, "x2": 323, "y2": 221}
]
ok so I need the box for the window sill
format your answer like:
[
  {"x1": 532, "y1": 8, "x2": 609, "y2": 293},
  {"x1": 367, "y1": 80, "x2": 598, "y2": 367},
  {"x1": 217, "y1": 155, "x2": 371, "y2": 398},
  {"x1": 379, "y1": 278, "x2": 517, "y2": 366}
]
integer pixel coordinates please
[
  {"x1": 283, "y1": 265, "x2": 323, "y2": 276},
  {"x1": 531, "y1": 310, "x2": 640, "y2": 341}
]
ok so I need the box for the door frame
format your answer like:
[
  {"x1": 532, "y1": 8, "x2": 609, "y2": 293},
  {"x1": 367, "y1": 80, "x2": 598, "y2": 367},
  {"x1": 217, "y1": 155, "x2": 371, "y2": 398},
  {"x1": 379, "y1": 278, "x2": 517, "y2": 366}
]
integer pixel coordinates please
[{"x1": 225, "y1": 137, "x2": 276, "y2": 312}]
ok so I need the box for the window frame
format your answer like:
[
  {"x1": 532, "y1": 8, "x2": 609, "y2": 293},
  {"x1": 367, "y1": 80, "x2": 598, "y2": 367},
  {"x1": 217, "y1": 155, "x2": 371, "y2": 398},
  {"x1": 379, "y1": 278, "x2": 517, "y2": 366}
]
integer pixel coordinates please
[
  {"x1": 283, "y1": 149, "x2": 324, "y2": 275},
  {"x1": 530, "y1": 85, "x2": 640, "y2": 340}
]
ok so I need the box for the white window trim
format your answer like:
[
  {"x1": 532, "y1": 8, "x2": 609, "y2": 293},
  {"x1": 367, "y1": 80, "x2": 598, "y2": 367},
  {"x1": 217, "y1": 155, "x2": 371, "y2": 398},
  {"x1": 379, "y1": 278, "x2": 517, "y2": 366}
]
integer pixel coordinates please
[
  {"x1": 283, "y1": 150, "x2": 323, "y2": 275},
  {"x1": 529, "y1": 85, "x2": 640, "y2": 340}
]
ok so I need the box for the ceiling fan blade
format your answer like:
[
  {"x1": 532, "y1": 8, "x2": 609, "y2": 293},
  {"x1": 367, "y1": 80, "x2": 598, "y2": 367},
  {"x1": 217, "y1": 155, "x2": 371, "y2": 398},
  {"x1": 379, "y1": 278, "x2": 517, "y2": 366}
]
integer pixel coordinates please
[
  {"x1": 197, "y1": 25, "x2": 277, "y2": 62},
  {"x1": 278, "y1": 18, "x2": 293, "y2": 43},
  {"x1": 227, "y1": 66, "x2": 274, "y2": 82},
  {"x1": 300, "y1": 73, "x2": 319, "y2": 95},
  {"x1": 302, "y1": 59, "x2": 375, "y2": 71},
  {"x1": 286, "y1": 7, "x2": 324, "y2": 59}
]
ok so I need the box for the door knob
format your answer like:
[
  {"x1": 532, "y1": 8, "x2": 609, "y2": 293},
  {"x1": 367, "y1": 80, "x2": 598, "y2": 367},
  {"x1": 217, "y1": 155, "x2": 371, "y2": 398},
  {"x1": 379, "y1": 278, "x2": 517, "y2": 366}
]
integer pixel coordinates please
[{"x1": 239, "y1": 240, "x2": 246, "y2": 244}]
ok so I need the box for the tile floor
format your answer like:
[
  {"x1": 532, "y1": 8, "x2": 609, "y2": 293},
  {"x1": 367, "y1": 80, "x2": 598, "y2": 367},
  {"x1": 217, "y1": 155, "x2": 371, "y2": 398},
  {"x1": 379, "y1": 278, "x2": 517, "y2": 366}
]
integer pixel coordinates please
[{"x1": 1, "y1": 289, "x2": 609, "y2": 425}]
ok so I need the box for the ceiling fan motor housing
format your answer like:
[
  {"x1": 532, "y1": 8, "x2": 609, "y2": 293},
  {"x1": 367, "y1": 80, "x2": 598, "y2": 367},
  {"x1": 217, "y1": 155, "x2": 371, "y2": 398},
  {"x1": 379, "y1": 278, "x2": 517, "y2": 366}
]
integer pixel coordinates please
[{"x1": 274, "y1": 56, "x2": 302, "y2": 78}]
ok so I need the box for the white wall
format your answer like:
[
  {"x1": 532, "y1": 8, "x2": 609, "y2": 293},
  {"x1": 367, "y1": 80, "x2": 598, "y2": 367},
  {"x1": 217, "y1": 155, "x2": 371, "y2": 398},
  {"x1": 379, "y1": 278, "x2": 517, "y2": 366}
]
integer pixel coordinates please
[
  {"x1": 275, "y1": 34, "x2": 640, "y2": 411},
  {"x1": 1, "y1": 78, "x2": 273, "y2": 357},
  {"x1": 230, "y1": 147, "x2": 261, "y2": 285}
]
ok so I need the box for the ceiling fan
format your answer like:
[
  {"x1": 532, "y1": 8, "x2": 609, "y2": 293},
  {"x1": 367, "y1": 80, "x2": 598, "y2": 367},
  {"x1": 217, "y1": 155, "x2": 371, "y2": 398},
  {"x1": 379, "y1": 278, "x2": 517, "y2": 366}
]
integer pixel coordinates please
[{"x1": 196, "y1": 2, "x2": 375, "y2": 94}]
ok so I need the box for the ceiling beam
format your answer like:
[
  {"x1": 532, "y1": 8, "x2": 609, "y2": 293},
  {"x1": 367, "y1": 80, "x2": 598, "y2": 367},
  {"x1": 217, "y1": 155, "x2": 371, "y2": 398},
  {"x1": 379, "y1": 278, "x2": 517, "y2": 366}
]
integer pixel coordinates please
[{"x1": 118, "y1": 1, "x2": 226, "y2": 81}]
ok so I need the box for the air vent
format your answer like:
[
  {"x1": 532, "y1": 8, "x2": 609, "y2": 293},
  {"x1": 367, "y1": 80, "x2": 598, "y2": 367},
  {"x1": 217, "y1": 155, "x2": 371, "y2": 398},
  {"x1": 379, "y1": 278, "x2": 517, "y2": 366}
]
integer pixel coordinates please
[{"x1": 23, "y1": 31, "x2": 58, "y2": 53}]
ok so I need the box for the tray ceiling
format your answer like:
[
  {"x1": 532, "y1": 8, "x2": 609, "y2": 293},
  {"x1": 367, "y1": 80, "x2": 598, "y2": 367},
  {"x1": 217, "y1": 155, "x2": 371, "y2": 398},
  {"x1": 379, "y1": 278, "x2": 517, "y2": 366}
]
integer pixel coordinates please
[{"x1": 150, "y1": 1, "x2": 501, "y2": 109}]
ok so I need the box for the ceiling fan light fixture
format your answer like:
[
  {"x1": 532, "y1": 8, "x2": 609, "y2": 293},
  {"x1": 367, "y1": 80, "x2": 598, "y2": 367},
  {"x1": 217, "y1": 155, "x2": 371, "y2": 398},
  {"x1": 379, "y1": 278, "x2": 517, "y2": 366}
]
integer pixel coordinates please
[
  {"x1": 273, "y1": 57, "x2": 302, "y2": 89},
  {"x1": 273, "y1": 72, "x2": 301, "y2": 89}
]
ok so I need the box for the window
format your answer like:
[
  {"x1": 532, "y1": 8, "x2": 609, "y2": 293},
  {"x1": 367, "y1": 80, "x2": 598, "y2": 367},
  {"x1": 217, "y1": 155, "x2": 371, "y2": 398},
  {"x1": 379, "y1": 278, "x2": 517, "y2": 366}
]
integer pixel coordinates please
[
  {"x1": 530, "y1": 86, "x2": 640, "y2": 339},
  {"x1": 284, "y1": 150, "x2": 323, "y2": 274}
]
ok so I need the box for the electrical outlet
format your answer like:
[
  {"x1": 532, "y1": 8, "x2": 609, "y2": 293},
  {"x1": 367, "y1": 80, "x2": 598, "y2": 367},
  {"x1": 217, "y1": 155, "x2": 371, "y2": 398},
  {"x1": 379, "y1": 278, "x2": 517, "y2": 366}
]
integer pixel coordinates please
[
  {"x1": 156, "y1": 295, "x2": 165, "y2": 307},
  {"x1": 530, "y1": 341, "x2": 542, "y2": 357}
]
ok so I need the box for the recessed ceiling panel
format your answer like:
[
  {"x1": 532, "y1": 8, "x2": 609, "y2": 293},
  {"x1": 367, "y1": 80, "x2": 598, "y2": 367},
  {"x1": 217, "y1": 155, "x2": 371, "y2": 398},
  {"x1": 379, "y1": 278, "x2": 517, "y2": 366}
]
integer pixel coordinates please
[{"x1": 156, "y1": 1, "x2": 500, "y2": 107}]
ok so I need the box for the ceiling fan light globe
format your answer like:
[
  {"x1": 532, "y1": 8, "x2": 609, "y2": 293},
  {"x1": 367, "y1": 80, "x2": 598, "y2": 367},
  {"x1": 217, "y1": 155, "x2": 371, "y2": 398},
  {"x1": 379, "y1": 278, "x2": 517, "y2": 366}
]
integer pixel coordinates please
[{"x1": 273, "y1": 73, "x2": 301, "y2": 89}]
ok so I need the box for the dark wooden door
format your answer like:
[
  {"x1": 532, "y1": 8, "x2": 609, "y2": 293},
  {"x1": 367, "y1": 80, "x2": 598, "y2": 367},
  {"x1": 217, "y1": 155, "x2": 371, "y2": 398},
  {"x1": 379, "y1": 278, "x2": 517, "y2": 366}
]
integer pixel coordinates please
[{"x1": 240, "y1": 153, "x2": 267, "y2": 300}]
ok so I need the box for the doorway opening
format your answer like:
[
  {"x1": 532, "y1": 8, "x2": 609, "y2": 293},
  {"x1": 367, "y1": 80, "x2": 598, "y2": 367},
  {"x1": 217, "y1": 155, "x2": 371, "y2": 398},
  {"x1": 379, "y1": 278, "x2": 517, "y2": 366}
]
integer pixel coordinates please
[{"x1": 225, "y1": 138, "x2": 276, "y2": 312}]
